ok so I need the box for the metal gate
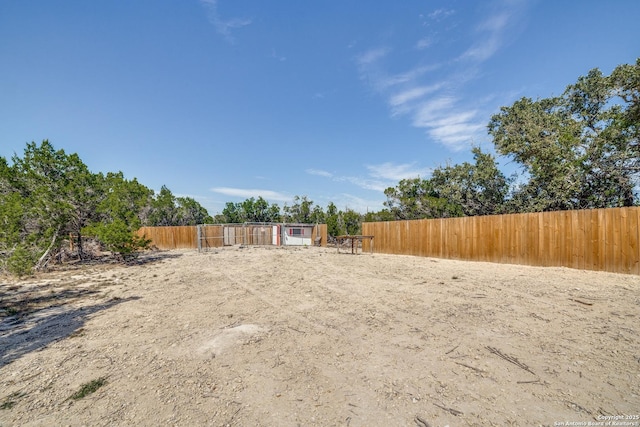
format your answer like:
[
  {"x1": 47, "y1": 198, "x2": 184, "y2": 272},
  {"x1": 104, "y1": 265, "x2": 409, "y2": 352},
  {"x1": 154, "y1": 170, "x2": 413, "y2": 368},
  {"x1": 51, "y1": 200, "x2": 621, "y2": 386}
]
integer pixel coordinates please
[{"x1": 197, "y1": 224, "x2": 275, "y2": 251}]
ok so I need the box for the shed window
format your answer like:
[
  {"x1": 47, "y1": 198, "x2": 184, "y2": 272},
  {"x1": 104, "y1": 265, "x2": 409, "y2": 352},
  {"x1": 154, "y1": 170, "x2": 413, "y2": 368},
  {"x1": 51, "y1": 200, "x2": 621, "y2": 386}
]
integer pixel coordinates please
[{"x1": 289, "y1": 228, "x2": 303, "y2": 236}]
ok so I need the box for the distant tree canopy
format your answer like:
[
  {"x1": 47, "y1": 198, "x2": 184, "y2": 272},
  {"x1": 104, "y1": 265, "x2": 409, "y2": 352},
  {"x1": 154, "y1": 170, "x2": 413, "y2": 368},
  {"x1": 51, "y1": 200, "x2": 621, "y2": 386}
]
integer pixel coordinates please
[
  {"x1": 216, "y1": 196, "x2": 363, "y2": 236},
  {"x1": 219, "y1": 196, "x2": 282, "y2": 224},
  {"x1": 147, "y1": 185, "x2": 212, "y2": 226},
  {"x1": 489, "y1": 59, "x2": 640, "y2": 212},
  {"x1": 382, "y1": 147, "x2": 510, "y2": 220},
  {"x1": 0, "y1": 141, "x2": 212, "y2": 275},
  {"x1": 381, "y1": 59, "x2": 640, "y2": 220}
]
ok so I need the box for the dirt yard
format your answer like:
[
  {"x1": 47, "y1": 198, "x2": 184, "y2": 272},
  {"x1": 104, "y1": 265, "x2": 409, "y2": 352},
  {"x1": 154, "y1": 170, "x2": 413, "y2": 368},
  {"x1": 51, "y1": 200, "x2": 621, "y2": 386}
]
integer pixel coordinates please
[{"x1": 1, "y1": 246, "x2": 639, "y2": 426}]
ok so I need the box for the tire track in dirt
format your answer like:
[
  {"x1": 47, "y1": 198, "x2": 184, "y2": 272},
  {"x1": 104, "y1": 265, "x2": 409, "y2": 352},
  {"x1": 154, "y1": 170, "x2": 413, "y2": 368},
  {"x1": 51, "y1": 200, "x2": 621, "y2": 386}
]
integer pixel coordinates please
[{"x1": 203, "y1": 252, "x2": 451, "y2": 425}]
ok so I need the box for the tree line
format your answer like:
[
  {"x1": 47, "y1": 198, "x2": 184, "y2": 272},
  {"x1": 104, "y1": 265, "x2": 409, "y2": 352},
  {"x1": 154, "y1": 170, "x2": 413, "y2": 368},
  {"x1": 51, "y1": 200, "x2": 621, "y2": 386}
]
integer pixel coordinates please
[
  {"x1": 0, "y1": 141, "x2": 212, "y2": 275},
  {"x1": 213, "y1": 196, "x2": 362, "y2": 237},
  {"x1": 1, "y1": 60, "x2": 637, "y2": 275}
]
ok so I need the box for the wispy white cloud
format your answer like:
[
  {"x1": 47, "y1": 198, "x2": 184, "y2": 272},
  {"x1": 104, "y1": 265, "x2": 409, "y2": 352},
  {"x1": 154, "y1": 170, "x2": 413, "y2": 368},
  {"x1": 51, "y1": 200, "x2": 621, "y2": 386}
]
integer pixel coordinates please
[
  {"x1": 376, "y1": 65, "x2": 441, "y2": 90},
  {"x1": 337, "y1": 176, "x2": 389, "y2": 192},
  {"x1": 210, "y1": 187, "x2": 291, "y2": 202},
  {"x1": 366, "y1": 162, "x2": 431, "y2": 181},
  {"x1": 389, "y1": 83, "x2": 443, "y2": 115},
  {"x1": 419, "y1": 8, "x2": 455, "y2": 29},
  {"x1": 200, "y1": 0, "x2": 252, "y2": 43},
  {"x1": 479, "y1": 10, "x2": 510, "y2": 32},
  {"x1": 411, "y1": 96, "x2": 457, "y2": 126},
  {"x1": 459, "y1": 4, "x2": 525, "y2": 63},
  {"x1": 428, "y1": 8, "x2": 455, "y2": 21},
  {"x1": 356, "y1": 1, "x2": 527, "y2": 150},
  {"x1": 335, "y1": 193, "x2": 383, "y2": 213},
  {"x1": 429, "y1": 121, "x2": 485, "y2": 145},
  {"x1": 460, "y1": 38, "x2": 501, "y2": 62},
  {"x1": 309, "y1": 167, "x2": 385, "y2": 192},
  {"x1": 271, "y1": 48, "x2": 286, "y2": 62},
  {"x1": 309, "y1": 162, "x2": 431, "y2": 194},
  {"x1": 415, "y1": 37, "x2": 433, "y2": 50},
  {"x1": 356, "y1": 47, "x2": 395, "y2": 92},
  {"x1": 312, "y1": 192, "x2": 385, "y2": 213},
  {"x1": 356, "y1": 47, "x2": 390, "y2": 66},
  {"x1": 356, "y1": 45, "x2": 481, "y2": 150},
  {"x1": 411, "y1": 98, "x2": 485, "y2": 149},
  {"x1": 388, "y1": 80, "x2": 486, "y2": 150},
  {"x1": 428, "y1": 110, "x2": 479, "y2": 128},
  {"x1": 306, "y1": 168, "x2": 333, "y2": 178}
]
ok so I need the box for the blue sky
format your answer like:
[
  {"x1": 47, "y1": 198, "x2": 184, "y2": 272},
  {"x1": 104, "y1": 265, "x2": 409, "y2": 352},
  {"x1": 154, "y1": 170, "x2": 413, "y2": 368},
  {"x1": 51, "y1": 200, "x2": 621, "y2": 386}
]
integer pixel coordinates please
[{"x1": 1, "y1": 1, "x2": 639, "y2": 215}]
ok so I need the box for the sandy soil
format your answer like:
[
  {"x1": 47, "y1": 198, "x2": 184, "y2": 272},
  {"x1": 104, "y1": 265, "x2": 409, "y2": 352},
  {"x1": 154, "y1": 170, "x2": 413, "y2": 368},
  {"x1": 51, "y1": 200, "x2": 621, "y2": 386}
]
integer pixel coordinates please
[{"x1": 1, "y1": 246, "x2": 639, "y2": 427}]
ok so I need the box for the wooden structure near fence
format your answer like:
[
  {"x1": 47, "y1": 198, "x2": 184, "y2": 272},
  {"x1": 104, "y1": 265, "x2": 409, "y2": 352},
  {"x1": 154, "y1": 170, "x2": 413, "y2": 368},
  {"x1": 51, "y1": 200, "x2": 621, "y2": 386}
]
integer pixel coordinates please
[
  {"x1": 361, "y1": 207, "x2": 640, "y2": 275},
  {"x1": 137, "y1": 224, "x2": 327, "y2": 251},
  {"x1": 336, "y1": 235, "x2": 374, "y2": 254},
  {"x1": 198, "y1": 224, "x2": 275, "y2": 249}
]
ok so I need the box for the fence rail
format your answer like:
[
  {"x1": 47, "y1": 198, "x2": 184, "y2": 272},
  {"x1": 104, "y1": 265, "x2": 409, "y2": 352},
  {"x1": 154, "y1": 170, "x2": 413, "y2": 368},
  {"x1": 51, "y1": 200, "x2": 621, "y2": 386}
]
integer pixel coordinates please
[{"x1": 362, "y1": 207, "x2": 640, "y2": 275}]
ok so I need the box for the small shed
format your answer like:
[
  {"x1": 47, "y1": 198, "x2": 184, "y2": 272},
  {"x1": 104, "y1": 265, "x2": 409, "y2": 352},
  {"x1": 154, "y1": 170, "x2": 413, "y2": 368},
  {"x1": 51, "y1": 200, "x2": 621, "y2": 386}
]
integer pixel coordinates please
[{"x1": 279, "y1": 223, "x2": 315, "y2": 246}]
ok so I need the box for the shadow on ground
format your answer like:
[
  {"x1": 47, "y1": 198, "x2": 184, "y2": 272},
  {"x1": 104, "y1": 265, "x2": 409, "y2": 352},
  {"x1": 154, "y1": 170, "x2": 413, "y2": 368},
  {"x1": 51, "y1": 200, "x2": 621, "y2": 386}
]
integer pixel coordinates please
[
  {"x1": 49, "y1": 249, "x2": 185, "y2": 269},
  {"x1": 0, "y1": 249, "x2": 178, "y2": 368},
  {"x1": 0, "y1": 295, "x2": 140, "y2": 368},
  {"x1": 125, "y1": 250, "x2": 184, "y2": 267},
  {"x1": 0, "y1": 286, "x2": 101, "y2": 320}
]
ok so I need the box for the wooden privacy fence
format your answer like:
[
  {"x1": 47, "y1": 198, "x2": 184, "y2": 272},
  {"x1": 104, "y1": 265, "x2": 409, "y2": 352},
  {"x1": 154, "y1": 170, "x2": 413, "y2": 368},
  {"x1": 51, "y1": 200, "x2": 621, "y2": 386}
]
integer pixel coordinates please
[
  {"x1": 137, "y1": 226, "x2": 198, "y2": 250},
  {"x1": 136, "y1": 224, "x2": 328, "y2": 251},
  {"x1": 361, "y1": 207, "x2": 640, "y2": 275}
]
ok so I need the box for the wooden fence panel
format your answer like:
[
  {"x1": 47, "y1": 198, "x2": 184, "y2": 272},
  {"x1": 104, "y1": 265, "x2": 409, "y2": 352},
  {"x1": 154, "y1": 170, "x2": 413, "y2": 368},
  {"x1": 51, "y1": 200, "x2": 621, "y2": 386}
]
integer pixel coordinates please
[
  {"x1": 597, "y1": 210, "x2": 607, "y2": 271},
  {"x1": 312, "y1": 224, "x2": 328, "y2": 247},
  {"x1": 493, "y1": 215, "x2": 503, "y2": 263},
  {"x1": 540, "y1": 212, "x2": 551, "y2": 267},
  {"x1": 200, "y1": 225, "x2": 225, "y2": 249},
  {"x1": 515, "y1": 213, "x2": 527, "y2": 266},
  {"x1": 628, "y1": 209, "x2": 640, "y2": 275},
  {"x1": 619, "y1": 209, "x2": 631, "y2": 274},
  {"x1": 569, "y1": 210, "x2": 582, "y2": 270},
  {"x1": 524, "y1": 213, "x2": 536, "y2": 267},
  {"x1": 137, "y1": 226, "x2": 197, "y2": 250},
  {"x1": 361, "y1": 207, "x2": 640, "y2": 275},
  {"x1": 610, "y1": 209, "x2": 619, "y2": 273}
]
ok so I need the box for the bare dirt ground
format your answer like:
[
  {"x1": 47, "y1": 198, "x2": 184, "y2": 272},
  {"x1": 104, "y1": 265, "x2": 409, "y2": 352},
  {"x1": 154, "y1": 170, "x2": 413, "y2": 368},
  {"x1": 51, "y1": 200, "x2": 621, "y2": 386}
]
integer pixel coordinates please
[{"x1": 1, "y1": 246, "x2": 639, "y2": 427}]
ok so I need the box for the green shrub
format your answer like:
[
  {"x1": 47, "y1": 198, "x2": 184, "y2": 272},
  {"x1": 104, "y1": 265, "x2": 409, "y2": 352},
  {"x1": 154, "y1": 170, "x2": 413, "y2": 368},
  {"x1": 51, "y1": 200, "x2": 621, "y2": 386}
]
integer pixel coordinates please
[
  {"x1": 6, "y1": 245, "x2": 35, "y2": 277},
  {"x1": 84, "y1": 220, "x2": 150, "y2": 259}
]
